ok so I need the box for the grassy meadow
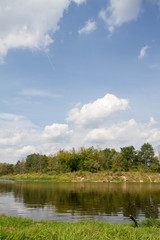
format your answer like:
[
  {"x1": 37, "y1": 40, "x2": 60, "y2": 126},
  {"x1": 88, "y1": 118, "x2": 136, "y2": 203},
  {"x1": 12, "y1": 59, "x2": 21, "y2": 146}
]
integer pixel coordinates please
[{"x1": 0, "y1": 215, "x2": 160, "y2": 240}]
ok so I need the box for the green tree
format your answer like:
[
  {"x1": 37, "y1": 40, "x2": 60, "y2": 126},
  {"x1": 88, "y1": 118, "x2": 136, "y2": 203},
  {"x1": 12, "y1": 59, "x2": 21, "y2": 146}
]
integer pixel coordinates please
[
  {"x1": 68, "y1": 148, "x2": 81, "y2": 172},
  {"x1": 78, "y1": 147, "x2": 100, "y2": 172},
  {"x1": 56, "y1": 150, "x2": 72, "y2": 173},
  {"x1": 120, "y1": 146, "x2": 137, "y2": 171},
  {"x1": 102, "y1": 148, "x2": 117, "y2": 170},
  {"x1": 138, "y1": 143, "x2": 159, "y2": 171},
  {"x1": 138, "y1": 143, "x2": 154, "y2": 167},
  {"x1": 14, "y1": 159, "x2": 25, "y2": 174},
  {"x1": 0, "y1": 163, "x2": 14, "y2": 175},
  {"x1": 47, "y1": 155, "x2": 59, "y2": 173},
  {"x1": 112, "y1": 152, "x2": 124, "y2": 172},
  {"x1": 25, "y1": 153, "x2": 48, "y2": 173}
]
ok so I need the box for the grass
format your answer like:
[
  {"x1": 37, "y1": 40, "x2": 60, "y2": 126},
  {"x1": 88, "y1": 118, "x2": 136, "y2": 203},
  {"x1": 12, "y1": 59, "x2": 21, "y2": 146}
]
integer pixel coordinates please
[
  {"x1": 0, "y1": 215, "x2": 160, "y2": 239},
  {"x1": 1, "y1": 171, "x2": 160, "y2": 183}
]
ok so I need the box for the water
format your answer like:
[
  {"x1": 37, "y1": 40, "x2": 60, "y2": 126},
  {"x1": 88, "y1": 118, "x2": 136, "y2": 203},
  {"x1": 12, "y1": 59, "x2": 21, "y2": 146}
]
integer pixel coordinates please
[{"x1": 0, "y1": 180, "x2": 160, "y2": 223}]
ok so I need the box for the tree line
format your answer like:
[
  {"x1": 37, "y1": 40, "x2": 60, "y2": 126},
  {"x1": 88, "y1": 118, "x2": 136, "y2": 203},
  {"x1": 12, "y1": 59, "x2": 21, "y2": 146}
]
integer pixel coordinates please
[{"x1": 0, "y1": 143, "x2": 159, "y2": 175}]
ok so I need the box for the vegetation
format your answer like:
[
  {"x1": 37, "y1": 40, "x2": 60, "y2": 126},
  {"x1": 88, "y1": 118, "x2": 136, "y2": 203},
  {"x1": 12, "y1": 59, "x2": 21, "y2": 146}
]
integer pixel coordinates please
[
  {"x1": 2, "y1": 171, "x2": 160, "y2": 183},
  {"x1": 0, "y1": 215, "x2": 160, "y2": 239},
  {"x1": 0, "y1": 143, "x2": 159, "y2": 176}
]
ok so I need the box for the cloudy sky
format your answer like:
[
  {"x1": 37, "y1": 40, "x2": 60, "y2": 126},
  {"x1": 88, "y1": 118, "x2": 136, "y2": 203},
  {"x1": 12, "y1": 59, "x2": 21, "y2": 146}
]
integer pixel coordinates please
[{"x1": 1, "y1": 0, "x2": 160, "y2": 163}]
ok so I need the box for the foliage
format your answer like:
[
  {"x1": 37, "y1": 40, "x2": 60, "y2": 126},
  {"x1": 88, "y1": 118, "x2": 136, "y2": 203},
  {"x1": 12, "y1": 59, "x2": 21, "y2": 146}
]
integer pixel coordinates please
[
  {"x1": 138, "y1": 143, "x2": 160, "y2": 171},
  {"x1": 0, "y1": 143, "x2": 159, "y2": 175},
  {"x1": 0, "y1": 163, "x2": 14, "y2": 175},
  {"x1": 14, "y1": 159, "x2": 25, "y2": 174},
  {"x1": 25, "y1": 153, "x2": 48, "y2": 173}
]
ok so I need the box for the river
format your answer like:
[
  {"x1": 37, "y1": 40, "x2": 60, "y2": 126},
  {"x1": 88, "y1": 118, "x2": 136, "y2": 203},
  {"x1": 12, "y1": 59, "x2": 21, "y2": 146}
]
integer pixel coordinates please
[{"x1": 0, "y1": 180, "x2": 160, "y2": 223}]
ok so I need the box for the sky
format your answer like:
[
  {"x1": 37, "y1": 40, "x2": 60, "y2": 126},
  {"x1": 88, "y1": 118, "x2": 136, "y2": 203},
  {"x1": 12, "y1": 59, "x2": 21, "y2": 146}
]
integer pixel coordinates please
[{"x1": 0, "y1": 0, "x2": 160, "y2": 163}]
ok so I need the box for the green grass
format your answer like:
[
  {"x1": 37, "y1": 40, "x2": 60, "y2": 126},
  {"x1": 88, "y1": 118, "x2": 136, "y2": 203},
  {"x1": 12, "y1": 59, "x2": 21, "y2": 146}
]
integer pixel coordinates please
[
  {"x1": 0, "y1": 215, "x2": 160, "y2": 239},
  {"x1": 1, "y1": 171, "x2": 160, "y2": 183}
]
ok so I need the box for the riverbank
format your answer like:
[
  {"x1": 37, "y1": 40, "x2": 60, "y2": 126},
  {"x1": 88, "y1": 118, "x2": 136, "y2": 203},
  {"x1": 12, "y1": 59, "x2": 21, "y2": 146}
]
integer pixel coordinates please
[
  {"x1": 0, "y1": 215, "x2": 160, "y2": 239},
  {"x1": 1, "y1": 171, "x2": 160, "y2": 182}
]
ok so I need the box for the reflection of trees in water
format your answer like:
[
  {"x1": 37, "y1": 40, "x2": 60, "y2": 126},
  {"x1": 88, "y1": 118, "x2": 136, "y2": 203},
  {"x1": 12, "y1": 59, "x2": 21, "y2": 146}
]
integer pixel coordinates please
[
  {"x1": 0, "y1": 182, "x2": 13, "y2": 194},
  {"x1": 1, "y1": 182, "x2": 160, "y2": 219}
]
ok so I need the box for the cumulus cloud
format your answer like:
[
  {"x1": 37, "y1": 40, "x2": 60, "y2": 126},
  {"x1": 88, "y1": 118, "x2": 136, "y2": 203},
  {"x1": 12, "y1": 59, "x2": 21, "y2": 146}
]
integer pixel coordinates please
[
  {"x1": 85, "y1": 118, "x2": 160, "y2": 148},
  {"x1": 0, "y1": 113, "x2": 40, "y2": 147},
  {"x1": 43, "y1": 123, "x2": 73, "y2": 140},
  {"x1": 78, "y1": 20, "x2": 96, "y2": 35},
  {"x1": 15, "y1": 145, "x2": 37, "y2": 156},
  {"x1": 0, "y1": 94, "x2": 160, "y2": 163},
  {"x1": 138, "y1": 45, "x2": 150, "y2": 59},
  {"x1": 0, "y1": 113, "x2": 73, "y2": 162},
  {"x1": 99, "y1": 0, "x2": 142, "y2": 32},
  {"x1": 66, "y1": 94, "x2": 129, "y2": 127},
  {"x1": 0, "y1": 0, "x2": 85, "y2": 62}
]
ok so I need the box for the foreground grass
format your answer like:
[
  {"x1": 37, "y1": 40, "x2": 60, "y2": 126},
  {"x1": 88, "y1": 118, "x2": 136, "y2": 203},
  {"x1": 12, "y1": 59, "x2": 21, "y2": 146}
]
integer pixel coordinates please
[
  {"x1": 1, "y1": 171, "x2": 160, "y2": 182},
  {"x1": 0, "y1": 215, "x2": 160, "y2": 240}
]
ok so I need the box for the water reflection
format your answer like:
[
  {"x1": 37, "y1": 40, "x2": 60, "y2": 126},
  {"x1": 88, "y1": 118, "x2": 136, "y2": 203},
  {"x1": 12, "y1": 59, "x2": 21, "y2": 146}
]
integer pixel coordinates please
[{"x1": 0, "y1": 181, "x2": 160, "y2": 222}]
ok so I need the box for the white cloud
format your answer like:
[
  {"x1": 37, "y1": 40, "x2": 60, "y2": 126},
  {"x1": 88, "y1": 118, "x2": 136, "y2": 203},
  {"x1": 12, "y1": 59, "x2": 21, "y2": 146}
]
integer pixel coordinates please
[
  {"x1": 15, "y1": 145, "x2": 37, "y2": 156},
  {"x1": 66, "y1": 94, "x2": 129, "y2": 127},
  {"x1": 0, "y1": 0, "x2": 85, "y2": 62},
  {"x1": 0, "y1": 94, "x2": 160, "y2": 163},
  {"x1": 78, "y1": 20, "x2": 96, "y2": 35},
  {"x1": 149, "y1": 117, "x2": 156, "y2": 126},
  {"x1": 85, "y1": 118, "x2": 160, "y2": 148},
  {"x1": 0, "y1": 113, "x2": 23, "y2": 122},
  {"x1": 0, "y1": 113, "x2": 73, "y2": 162},
  {"x1": 99, "y1": 0, "x2": 142, "y2": 32},
  {"x1": 43, "y1": 123, "x2": 72, "y2": 140},
  {"x1": 19, "y1": 89, "x2": 62, "y2": 98},
  {"x1": 73, "y1": 0, "x2": 86, "y2": 4},
  {"x1": 138, "y1": 45, "x2": 150, "y2": 59}
]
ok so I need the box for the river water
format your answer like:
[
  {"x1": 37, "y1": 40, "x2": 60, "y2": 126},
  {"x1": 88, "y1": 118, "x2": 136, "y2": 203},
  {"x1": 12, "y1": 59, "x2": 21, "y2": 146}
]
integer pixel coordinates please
[{"x1": 0, "y1": 180, "x2": 160, "y2": 223}]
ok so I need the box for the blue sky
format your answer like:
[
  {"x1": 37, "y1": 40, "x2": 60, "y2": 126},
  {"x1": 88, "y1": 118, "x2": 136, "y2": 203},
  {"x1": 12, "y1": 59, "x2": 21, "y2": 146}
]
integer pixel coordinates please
[{"x1": 0, "y1": 0, "x2": 160, "y2": 163}]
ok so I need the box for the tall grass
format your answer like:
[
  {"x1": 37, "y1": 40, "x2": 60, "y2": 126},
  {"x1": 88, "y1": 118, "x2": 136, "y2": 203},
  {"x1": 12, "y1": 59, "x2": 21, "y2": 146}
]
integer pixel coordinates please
[
  {"x1": 0, "y1": 215, "x2": 160, "y2": 239},
  {"x1": 1, "y1": 171, "x2": 160, "y2": 182}
]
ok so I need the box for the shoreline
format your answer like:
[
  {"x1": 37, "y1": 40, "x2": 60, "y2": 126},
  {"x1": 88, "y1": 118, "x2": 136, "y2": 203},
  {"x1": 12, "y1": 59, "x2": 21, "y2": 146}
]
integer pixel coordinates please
[{"x1": 1, "y1": 171, "x2": 160, "y2": 183}]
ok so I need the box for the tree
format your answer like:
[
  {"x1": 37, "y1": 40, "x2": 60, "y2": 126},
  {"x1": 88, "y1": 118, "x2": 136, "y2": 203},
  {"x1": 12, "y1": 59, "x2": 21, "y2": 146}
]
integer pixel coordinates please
[
  {"x1": 56, "y1": 150, "x2": 72, "y2": 173},
  {"x1": 68, "y1": 148, "x2": 81, "y2": 172},
  {"x1": 78, "y1": 147, "x2": 100, "y2": 172},
  {"x1": 138, "y1": 143, "x2": 159, "y2": 171},
  {"x1": 14, "y1": 159, "x2": 25, "y2": 174},
  {"x1": 120, "y1": 146, "x2": 137, "y2": 171},
  {"x1": 112, "y1": 153, "x2": 124, "y2": 172},
  {"x1": 25, "y1": 153, "x2": 48, "y2": 172},
  {"x1": 102, "y1": 148, "x2": 117, "y2": 170},
  {"x1": 0, "y1": 163, "x2": 14, "y2": 175}
]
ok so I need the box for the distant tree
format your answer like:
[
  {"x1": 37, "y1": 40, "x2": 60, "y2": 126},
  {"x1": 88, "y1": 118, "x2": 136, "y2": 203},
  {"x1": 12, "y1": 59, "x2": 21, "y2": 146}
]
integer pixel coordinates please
[
  {"x1": 138, "y1": 143, "x2": 154, "y2": 167},
  {"x1": 56, "y1": 150, "x2": 72, "y2": 173},
  {"x1": 138, "y1": 143, "x2": 159, "y2": 171},
  {"x1": 78, "y1": 147, "x2": 100, "y2": 173},
  {"x1": 68, "y1": 148, "x2": 81, "y2": 172},
  {"x1": 14, "y1": 159, "x2": 25, "y2": 174},
  {"x1": 120, "y1": 146, "x2": 137, "y2": 171},
  {"x1": 102, "y1": 148, "x2": 117, "y2": 170},
  {"x1": 0, "y1": 163, "x2": 14, "y2": 175},
  {"x1": 112, "y1": 153, "x2": 124, "y2": 172},
  {"x1": 25, "y1": 153, "x2": 48, "y2": 172}
]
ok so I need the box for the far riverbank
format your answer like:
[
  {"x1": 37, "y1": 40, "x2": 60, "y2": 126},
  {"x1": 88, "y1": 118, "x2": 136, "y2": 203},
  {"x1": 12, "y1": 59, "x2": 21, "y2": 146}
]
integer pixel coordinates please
[{"x1": 1, "y1": 171, "x2": 160, "y2": 182}]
